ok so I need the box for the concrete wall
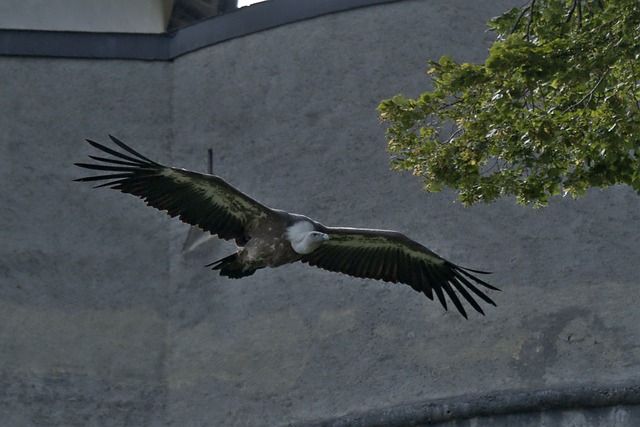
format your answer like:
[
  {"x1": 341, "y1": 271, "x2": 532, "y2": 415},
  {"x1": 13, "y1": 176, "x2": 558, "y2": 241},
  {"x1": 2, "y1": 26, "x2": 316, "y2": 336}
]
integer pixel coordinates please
[
  {"x1": 1, "y1": 0, "x2": 639, "y2": 425},
  {"x1": 0, "y1": 0, "x2": 174, "y2": 33}
]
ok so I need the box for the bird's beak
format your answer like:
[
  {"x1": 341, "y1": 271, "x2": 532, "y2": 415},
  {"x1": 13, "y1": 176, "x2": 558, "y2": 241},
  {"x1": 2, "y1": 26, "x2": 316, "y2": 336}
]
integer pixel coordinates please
[{"x1": 322, "y1": 233, "x2": 330, "y2": 241}]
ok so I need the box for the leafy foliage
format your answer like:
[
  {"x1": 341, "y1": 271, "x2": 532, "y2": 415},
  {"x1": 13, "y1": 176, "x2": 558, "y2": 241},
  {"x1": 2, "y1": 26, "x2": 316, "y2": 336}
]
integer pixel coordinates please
[{"x1": 378, "y1": 0, "x2": 640, "y2": 206}]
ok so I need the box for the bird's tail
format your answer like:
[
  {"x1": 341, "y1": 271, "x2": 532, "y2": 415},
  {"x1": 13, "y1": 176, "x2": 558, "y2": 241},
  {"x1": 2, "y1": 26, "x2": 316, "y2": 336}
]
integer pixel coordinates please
[{"x1": 206, "y1": 253, "x2": 258, "y2": 279}]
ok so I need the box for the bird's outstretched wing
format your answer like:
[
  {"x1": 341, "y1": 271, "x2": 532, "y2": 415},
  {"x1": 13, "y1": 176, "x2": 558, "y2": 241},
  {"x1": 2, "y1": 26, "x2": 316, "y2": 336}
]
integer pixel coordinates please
[
  {"x1": 75, "y1": 135, "x2": 275, "y2": 245},
  {"x1": 301, "y1": 226, "x2": 499, "y2": 318}
]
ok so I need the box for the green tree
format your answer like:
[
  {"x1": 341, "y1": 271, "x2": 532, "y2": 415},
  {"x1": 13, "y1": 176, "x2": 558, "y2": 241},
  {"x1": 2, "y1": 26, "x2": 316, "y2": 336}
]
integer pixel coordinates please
[{"x1": 378, "y1": 0, "x2": 640, "y2": 207}]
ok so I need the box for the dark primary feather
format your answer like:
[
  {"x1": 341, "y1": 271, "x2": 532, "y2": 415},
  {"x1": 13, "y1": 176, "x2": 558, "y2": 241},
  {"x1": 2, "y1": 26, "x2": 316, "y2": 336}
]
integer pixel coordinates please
[
  {"x1": 74, "y1": 135, "x2": 274, "y2": 245},
  {"x1": 301, "y1": 227, "x2": 499, "y2": 319}
]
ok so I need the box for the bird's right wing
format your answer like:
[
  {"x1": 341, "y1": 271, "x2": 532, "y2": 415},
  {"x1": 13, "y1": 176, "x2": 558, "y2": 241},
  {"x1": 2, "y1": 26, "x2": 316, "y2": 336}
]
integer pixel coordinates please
[
  {"x1": 301, "y1": 226, "x2": 499, "y2": 318},
  {"x1": 75, "y1": 135, "x2": 275, "y2": 245}
]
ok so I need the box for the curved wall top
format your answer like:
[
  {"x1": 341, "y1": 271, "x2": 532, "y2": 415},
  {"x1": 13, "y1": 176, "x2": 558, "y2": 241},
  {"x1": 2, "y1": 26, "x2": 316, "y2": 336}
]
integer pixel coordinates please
[{"x1": 0, "y1": 0, "x2": 402, "y2": 60}]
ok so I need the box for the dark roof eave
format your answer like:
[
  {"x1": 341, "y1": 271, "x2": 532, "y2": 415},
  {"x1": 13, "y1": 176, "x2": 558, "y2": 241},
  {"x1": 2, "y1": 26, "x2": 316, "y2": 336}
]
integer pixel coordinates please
[{"x1": 0, "y1": 0, "x2": 402, "y2": 61}]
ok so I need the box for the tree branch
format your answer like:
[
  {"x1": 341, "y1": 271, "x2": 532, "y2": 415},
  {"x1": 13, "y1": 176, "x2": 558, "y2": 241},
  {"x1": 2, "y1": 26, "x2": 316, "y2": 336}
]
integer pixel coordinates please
[{"x1": 562, "y1": 70, "x2": 610, "y2": 113}]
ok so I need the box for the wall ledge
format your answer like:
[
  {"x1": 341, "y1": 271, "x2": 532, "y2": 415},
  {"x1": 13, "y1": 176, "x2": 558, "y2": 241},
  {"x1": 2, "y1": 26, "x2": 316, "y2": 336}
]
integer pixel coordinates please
[
  {"x1": 0, "y1": 0, "x2": 403, "y2": 61},
  {"x1": 296, "y1": 381, "x2": 640, "y2": 426}
]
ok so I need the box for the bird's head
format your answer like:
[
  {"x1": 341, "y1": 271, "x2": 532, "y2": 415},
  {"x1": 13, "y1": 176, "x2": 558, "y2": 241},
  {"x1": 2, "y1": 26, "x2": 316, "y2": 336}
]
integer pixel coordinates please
[
  {"x1": 290, "y1": 231, "x2": 329, "y2": 254},
  {"x1": 308, "y1": 231, "x2": 330, "y2": 243}
]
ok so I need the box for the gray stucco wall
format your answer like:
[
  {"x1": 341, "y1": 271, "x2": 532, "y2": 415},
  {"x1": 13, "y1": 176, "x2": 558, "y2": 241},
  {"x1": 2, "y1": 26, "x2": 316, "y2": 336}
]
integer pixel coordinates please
[{"x1": 1, "y1": 0, "x2": 639, "y2": 425}]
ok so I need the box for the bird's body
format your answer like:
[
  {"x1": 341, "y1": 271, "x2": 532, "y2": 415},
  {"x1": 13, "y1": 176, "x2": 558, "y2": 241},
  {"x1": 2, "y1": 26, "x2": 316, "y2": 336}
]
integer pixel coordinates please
[
  {"x1": 209, "y1": 212, "x2": 326, "y2": 277},
  {"x1": 75, "y1": 136, "x2": 499, "y2": 318}
]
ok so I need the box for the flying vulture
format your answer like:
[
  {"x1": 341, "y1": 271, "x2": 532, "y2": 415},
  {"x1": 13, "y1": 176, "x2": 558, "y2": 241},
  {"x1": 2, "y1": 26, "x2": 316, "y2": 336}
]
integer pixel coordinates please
[{"x1": 75, "y1": 136, "x2": 499, "y2": 318}]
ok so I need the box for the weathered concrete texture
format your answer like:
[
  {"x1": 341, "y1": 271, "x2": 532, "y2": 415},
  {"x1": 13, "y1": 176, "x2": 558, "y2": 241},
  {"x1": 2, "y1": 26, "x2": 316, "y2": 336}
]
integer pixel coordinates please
[
  {"x1": 0, "y1": 58, "x2": 172, "y2": 425},
  {"x1": 1, "y1": 0, "x2": 639, "y2": 425},
  {"x1": 309, "y1": 383, "x2": 640, "y2": 426},
  {"x1": 433, "y1": 405, "x2": 640, "y2": 427}
]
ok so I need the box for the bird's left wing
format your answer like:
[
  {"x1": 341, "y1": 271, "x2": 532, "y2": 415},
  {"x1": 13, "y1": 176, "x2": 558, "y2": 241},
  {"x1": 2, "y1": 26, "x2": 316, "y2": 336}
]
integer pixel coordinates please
[
  {"x1": 301, "y1": 227, "x2": 499, "y2": 318},
  {"x1": 75, "y1": 135, "x2": 276, "y2": 245}
]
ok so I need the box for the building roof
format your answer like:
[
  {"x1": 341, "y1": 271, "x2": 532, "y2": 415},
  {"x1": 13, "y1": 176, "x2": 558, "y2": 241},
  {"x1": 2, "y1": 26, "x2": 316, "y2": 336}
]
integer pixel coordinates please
[{"x1": 168, "y1": 0, "x2": 238, "y2": 31}]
